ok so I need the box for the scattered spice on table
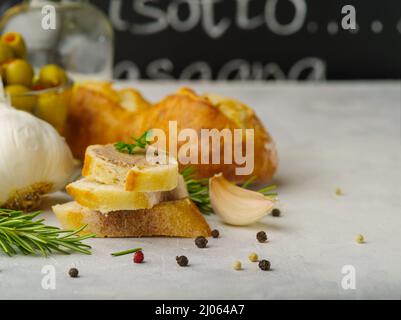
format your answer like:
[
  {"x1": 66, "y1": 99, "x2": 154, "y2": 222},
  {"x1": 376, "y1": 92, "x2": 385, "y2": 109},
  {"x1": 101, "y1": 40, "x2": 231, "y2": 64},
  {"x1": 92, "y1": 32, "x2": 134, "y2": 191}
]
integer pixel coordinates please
[
  {"x1": 335, "y1": 187, "x2": 343, "y2": 196},
  {"x1": 176, "y1": 255, "x2": 189, "y2": 267},
  {"x1": 68, "y1": 268, "x2": 79, "y2": 278},
  {"x1": 211, "y1": 229, "x2": 220, "y2": 238},
  {"x1": 272, "y1": 208, "x2": 281, "y2": 217},
  {"x1": 256, "y1": 231, "x2": 267, "y2": 243},
  {"x1": 195, "y1": 236, "x2": 208, "y2": 248},
  {"x1": 258, "y1": 260, "x2": 271, "y2": 271},
  {"x1": 232, "y1": 261, "x2": 242, "y2": 270},
  {"x1": 356, "y1": 234, "x2": 365, "y2": 244},
  {"x1": 133, "y1": 250, "x2": 144, "y2": 263},
  {"x1": 248, "y1": 252, "x2": 258, "y2": 262}
]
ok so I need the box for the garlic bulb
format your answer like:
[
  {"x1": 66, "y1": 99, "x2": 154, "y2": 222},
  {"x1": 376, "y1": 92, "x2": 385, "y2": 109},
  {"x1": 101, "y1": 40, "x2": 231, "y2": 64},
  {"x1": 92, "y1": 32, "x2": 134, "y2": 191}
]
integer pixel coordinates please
[
  {"x1": 0, "y1": 105, "x2": 74, "y2": 210},
  {"x1": 209, "y1": 173, "x2": 275, "y2": 226}
]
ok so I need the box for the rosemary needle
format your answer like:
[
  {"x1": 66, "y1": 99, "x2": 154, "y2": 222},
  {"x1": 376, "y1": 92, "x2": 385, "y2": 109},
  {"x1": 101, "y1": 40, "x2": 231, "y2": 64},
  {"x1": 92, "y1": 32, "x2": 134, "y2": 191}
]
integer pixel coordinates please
[
  {"x1": 111, "y1": 247, "x2": 143, "y2": 257},
  {"x1": 241, "y1": 176, "x2": 257, "y2": 189}
]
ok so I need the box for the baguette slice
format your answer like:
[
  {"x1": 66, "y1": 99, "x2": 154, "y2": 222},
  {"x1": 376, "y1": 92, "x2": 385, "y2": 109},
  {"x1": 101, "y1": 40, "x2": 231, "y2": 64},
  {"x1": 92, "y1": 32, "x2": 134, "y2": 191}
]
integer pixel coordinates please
[
  {"x1": 82, "y1": 144, "x2": 178, "y2": 192},
  {"x1": 53, "y1": 199, "x2": 211, "y2": 238},
  {"x1": 66, "y1": 175, "x2": 188, "y2": 213}
]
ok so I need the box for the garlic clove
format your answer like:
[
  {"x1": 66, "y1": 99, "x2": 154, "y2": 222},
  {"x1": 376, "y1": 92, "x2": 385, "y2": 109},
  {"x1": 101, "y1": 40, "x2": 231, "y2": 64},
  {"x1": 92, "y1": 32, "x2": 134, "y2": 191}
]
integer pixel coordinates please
[{"x1": 209, "y1": 173, "x2": 275, "y2": 226}]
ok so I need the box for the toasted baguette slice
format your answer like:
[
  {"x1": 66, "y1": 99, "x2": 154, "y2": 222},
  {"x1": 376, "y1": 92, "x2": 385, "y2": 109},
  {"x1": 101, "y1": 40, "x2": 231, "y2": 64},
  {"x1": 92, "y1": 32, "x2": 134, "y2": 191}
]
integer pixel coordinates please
[
  {"x1": 82, "y1": 144, "x2": 178, "y2": 192},
  {"x1": 53, "y1": 199, "x2": 211, "y2": 238},
  {"x1": 66, "y1": 175, "x2": 188, "y2": 213}
]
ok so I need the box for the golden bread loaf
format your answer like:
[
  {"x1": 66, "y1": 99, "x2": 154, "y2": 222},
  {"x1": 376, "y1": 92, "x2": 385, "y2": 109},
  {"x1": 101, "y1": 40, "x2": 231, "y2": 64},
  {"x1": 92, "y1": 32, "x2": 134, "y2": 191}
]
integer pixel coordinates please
[{"x1": 65, "y1": 83, "x2": 278, "y2": 183}]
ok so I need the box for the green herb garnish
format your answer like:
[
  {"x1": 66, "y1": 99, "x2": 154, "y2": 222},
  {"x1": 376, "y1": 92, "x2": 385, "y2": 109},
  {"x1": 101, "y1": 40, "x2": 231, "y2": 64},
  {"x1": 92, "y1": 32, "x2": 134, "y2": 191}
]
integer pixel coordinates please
[
  {"x1": 181, "y1": 167, "x2": 213, "y2": 215},
  {"x1": 111, "y1": 247, "x2": 142, "y2": 257},
  {"x1": 181, "y1": 167, "x2": 277, "y2": 215},
  {"x1": 0, "y1": 209, "x2": 95, "y2": 257},
  {"x1": 114, "y1": 131, "x2": 151, "y2": 154}
]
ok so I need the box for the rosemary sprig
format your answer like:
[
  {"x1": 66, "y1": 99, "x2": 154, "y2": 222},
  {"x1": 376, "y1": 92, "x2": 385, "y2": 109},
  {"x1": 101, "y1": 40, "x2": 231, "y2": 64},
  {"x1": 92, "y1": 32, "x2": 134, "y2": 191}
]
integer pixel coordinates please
[
  {"x1": 0, "y1": 209, "x2": 96, "y2": 257},
  {"x1": 181, "y1": 167, "x2": 278, "y2": 215},
  {"x1": 111, "y1": 247, "x2": 142, "y2": 257},
  {"x1": 181, "y1": 167, "x2": 213, "y2": 215},
  {"x1": 114, "y1": 131, "x2": 151, "y2": 154}
]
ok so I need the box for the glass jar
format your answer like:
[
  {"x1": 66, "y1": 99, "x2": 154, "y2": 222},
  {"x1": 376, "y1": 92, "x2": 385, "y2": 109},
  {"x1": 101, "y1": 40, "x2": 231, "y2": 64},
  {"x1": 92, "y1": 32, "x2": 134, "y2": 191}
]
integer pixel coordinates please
[{"x1": 0, "y1": 0, "x2": 114, "y2": 81}]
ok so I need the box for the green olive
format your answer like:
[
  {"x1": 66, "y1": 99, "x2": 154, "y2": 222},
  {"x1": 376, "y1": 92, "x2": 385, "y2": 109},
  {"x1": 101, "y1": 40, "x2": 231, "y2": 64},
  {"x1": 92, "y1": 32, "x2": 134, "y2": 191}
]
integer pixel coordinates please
[
  {"x1": 1, "y1": 32, "x2": 27, "y2": 58},
  {"x1": 5, "y1": 59, "x2": 34, "y2": 87},
  {"x1": 5, "y1": 85, "x2": 37, "y2": 112},
  {"x1": 39, "y1": 64, "x2": 68, "y2": 88},
  {"x1": 0, "y1": 43, "x2": 14, "y2": 64},
  {"x1": 0, "y1": 65, "x2": 7, "y2": 83},
  {"x1": 36, "y1": 91, "x2": 69, "y2": 132}
]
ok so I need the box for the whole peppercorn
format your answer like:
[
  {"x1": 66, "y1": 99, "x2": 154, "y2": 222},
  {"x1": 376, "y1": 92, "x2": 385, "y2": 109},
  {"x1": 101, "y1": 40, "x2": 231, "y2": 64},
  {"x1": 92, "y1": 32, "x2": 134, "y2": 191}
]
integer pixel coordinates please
[
  {"x1": 256, "y1": 231, "x2": 267, "y2": 243},
  {"x1": 356, "y1": 234, "x2": 364, "y2": 244},
  {"x1": 195, "y1": 236, "x2": 208, "y2": 248},
  {"x1": 133, "y1": 250, "x2": 144, "y2": 263},
  {"x1": 232, "y1": 260, "x2": 242, "y2": 271},
  {"x1": 68, "y1": 268, "x2": 79, "y2": 278},
  {"x1": 258, "y1": 260, "x2": 271, "y2": 271},
  {"x1": 272, "y1": 208, "x2": 281, "y2": 217},
  {"x1": 248, "y1": 252, "x2": 258, "y2": 262},
  {"x1": 211, "y1": 229, "x2": 220, "y2": 238},
  {"x1": 176, "y1": 255, "x2": 189, "y2": 267}
]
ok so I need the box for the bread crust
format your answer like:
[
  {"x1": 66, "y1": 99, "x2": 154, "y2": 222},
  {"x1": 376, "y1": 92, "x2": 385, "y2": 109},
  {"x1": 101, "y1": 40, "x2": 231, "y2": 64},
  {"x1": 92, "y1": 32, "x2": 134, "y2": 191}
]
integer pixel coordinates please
[
  {"x1": 53, "y1": 199, "x2": 211, "y2": 238},
  {"x1": 65, "y1": 84, "x2": 278, "y2": 183}
]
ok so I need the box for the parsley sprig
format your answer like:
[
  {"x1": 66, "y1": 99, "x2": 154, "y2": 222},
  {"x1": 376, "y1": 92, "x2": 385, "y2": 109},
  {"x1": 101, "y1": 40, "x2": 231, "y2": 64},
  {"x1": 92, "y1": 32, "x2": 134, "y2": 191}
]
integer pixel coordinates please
[{"x1": 114, "y1": 131, "x2": 151, "y2": 154}]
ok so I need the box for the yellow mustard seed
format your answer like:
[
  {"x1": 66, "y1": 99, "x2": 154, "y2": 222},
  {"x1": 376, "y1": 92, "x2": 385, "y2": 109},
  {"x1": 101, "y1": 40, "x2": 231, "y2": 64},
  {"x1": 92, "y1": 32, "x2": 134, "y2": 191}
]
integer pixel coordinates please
[
  {"x1": 232, "y1": 261, "x2": 242, "y2": 270},
  {"x1": 335, "y1": 188, "x2": 343, "y2": 196},
  {"x1": 248, "y1": 252, "x2": 258, "y2": 262},
  {"x1": 356, "y1": 234, "x2": 364, "y2": 244}
]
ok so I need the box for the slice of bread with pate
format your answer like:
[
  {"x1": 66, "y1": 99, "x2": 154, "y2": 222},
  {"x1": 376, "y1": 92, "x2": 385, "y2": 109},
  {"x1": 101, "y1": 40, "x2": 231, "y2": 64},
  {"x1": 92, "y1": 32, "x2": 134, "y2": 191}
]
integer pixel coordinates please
[
  {"x1": 65, "y1": 175, "x2": 188, "y2": 213},
  {"x1": 82, "y1": 144, "x2": 178, "y2": 192},
  {"x1": 52, "y1": 199, "x2": 211, "y2": 238}
]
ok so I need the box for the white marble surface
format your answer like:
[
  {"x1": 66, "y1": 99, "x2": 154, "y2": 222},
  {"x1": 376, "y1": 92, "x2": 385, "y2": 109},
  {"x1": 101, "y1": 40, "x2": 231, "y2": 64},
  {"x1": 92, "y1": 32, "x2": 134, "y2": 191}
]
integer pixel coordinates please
[{"x1": 0, "y1": 81, "x2": 400, "y2": 300}]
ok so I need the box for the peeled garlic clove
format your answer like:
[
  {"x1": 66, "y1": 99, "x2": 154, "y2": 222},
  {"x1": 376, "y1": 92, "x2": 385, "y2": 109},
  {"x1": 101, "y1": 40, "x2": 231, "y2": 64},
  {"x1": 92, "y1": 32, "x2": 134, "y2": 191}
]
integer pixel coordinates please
[{"x1": 209, "y1": 173, "x2": 275, "y2": 226}]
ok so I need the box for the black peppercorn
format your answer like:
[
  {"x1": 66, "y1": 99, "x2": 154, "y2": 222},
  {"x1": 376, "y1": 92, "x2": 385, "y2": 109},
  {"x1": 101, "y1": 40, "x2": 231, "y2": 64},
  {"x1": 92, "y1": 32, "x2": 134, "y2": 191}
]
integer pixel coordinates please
[
  {"x1": 195, "y1": 236, "x2": 208, "y2": 248},
  {"x1": 258, "y1": 260, "x2": 271, "y2": 271},
  {"x1": 176, "y1": 255, "x2": 189, "y2": 267},
  {"x1": 272, "y1": 208, "x2": 281, "y2": 217},
  {"x1": 211, "y1": 229, "x2": 220, "y2": 238},
  {"x1": 68, "y1": 268, "x2": 79, "y2": 278},
  {"x1": 256, "y1": 231, "x2": 267, "y2": 243}
]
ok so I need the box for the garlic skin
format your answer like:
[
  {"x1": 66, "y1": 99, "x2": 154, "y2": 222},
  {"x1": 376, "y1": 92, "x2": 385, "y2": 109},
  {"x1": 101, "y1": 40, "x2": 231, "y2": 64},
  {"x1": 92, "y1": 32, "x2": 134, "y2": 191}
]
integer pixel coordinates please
[
  {"x1": 0, "y1": 106, "x2": 74, "y2": 210},
  {"x1": 209, "y1": 173, "x2": 275, "y2": 226}
]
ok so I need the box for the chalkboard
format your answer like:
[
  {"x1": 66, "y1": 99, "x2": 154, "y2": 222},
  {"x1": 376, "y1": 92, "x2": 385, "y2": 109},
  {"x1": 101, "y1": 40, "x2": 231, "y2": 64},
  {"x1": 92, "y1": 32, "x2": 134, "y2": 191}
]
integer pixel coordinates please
[
  {"x1": 2, "y1": 0, "x2": 401, "y2": 80},
  {"x1": 90, "y1": 0, "x2": 401, "y2": 80}
]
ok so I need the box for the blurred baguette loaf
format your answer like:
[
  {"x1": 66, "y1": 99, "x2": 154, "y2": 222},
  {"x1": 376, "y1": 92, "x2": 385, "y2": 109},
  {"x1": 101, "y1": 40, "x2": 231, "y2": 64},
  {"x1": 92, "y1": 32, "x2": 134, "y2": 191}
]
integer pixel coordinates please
[{"x1": 65, "y1": 83, "x2": 278, "y2": 183}]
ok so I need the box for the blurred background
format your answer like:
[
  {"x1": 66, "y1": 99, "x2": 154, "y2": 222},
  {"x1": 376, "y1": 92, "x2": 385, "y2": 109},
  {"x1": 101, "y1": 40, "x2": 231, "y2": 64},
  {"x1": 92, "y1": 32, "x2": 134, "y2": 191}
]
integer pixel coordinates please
[{"x1": 1, "y1": 0, "x2": 400, "y2": 81}]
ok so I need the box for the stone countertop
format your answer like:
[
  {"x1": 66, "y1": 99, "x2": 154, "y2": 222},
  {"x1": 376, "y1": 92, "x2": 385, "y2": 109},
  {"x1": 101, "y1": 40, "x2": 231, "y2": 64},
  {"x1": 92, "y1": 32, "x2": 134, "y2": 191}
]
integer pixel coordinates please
[{"x1": 1, "y1": 81, "x2": 400, "y2": 300}]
